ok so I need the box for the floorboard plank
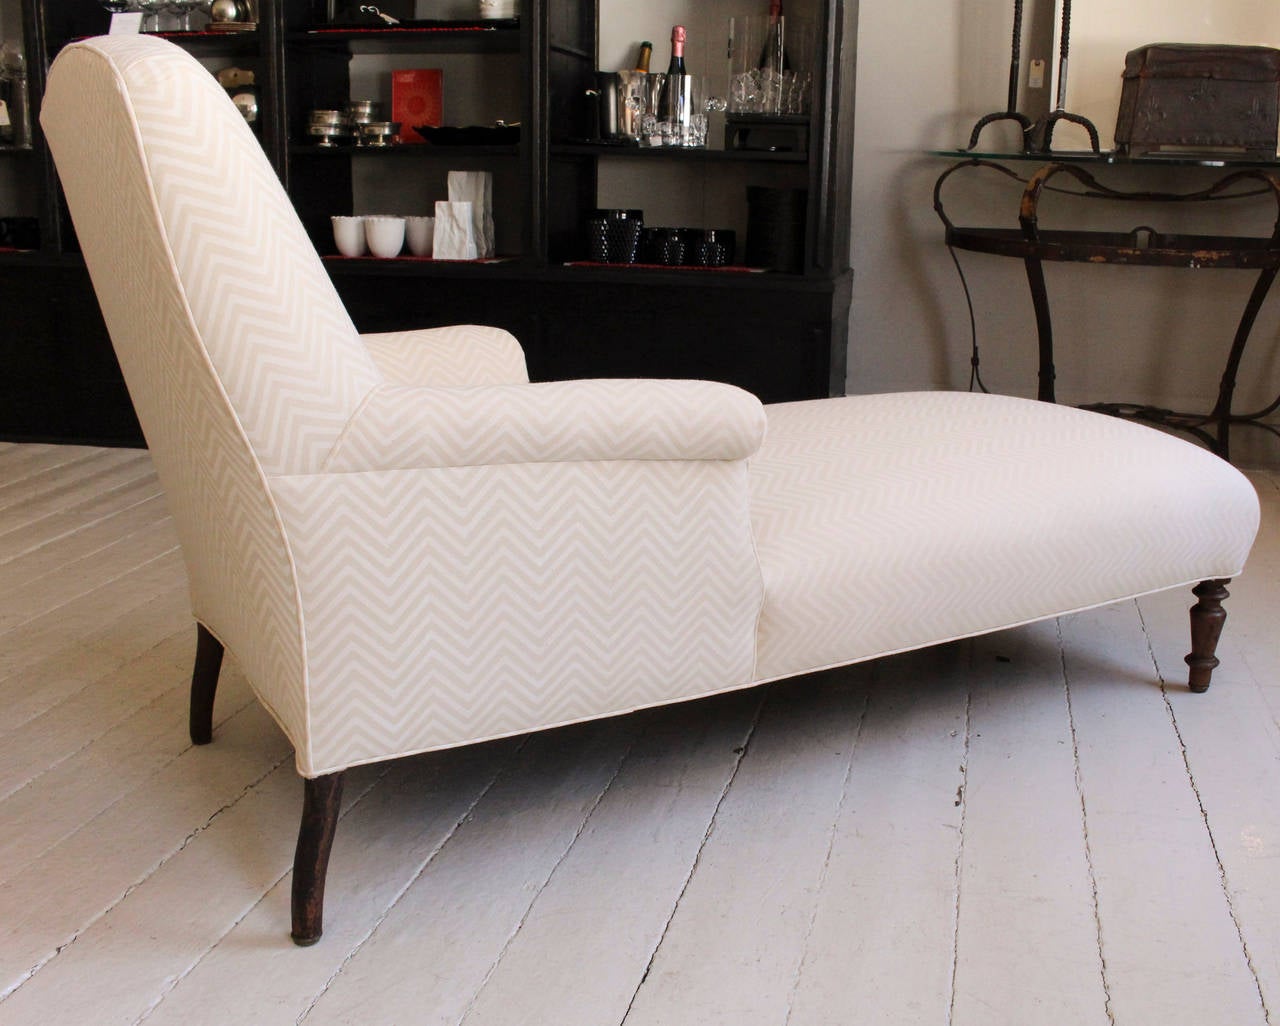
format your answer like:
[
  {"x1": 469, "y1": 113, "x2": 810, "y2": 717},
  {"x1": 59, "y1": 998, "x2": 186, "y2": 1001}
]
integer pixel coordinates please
[
  {"x1": 140, "y1": 739, "x2": 523, "y2": 1026},
  {"x1": 0, "y1": 449, "x2": 149, "y2": 522},
  {"x1": 0, "y1": 447, "x2": 105, "y2": 503},
  {"x1": 300, "y1": 717, "x2": 640, "y2": 1026},
  {"x1": 0, "y1": 517, "x2": 179, "y2": 635},
  {"x1": 1138, "y1": 584, "x2": 1280, "y2": 1019},
  {"x1": 0, "y1": 648, "x2": 255, "y2": 880},
  {"x1": 621, "y1": 671, "x2": 868, "y2": 1026},
  {"x1": 0, "y1": 761, "x2": 319, "y2": 1026},
  {"x1": 0, "y1": 549, "x2": 185, "y2": 687},
  {"x1": 0, "y1": 470, "x2": 161, "y2": 562},
  {"x1": 458, "y1": 692, "x2": 762, "y2": 1026},
  {"x1": 0, "y1": 583, "x2": 192, "y2": 735},
  {"x1": 0, "y1": 629, "x2": 196, "y2": 802},
  {"x1": 950, "y1": 623, "x2": 1109, "y2": 1025},
  {"x1": 0, "y1": 447, "x2": 109, "y2": 503},
  {"x1": 786, "y1": 651, "x2": 967, "y2": 1026},
  {"x1": 1, "y1": 494, "x2": 170, "y2": 588},
  {"x1": 0, "y1": 700, "x2": 292, "y2": 1000},
  {"x1": 1062, "y1": 602, "x2": 1268, "y2": 1025}
]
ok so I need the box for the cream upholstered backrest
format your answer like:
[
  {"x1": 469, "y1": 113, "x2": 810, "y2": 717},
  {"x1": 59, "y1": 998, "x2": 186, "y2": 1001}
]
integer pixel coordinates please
[
  {"x1": 40, "y1": 35, "x2": 383, "y2": 746},
  {"x1": 43, "y1": 35, "x2": 381, "y2": 473}
]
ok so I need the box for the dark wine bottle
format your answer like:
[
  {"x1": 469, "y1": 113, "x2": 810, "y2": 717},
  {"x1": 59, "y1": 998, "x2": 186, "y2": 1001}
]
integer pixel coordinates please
[
  {"x1": 658, "y1": 25, "x2": 688, "y2": 123},
  {"x1": 758, "y1": 0, "x2": 790, "y2": 72}
]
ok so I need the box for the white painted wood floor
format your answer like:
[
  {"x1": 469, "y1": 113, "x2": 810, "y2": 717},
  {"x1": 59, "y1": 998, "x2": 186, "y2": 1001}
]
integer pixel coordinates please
[{"x1": 1, "y1": 442, "x2": 1278, "y2": 1026}]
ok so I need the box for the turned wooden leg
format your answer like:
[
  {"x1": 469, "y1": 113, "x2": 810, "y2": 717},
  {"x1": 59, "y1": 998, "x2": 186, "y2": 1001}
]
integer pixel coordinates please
[
  {"x1": 1185, "y1": 579, "x2": 1230, "y2": 694},
  {"x1": 189, "y1": 623, "x2": 224, "y2": 745},
  {"x1": 291, "y1": 772, "x2": 345, "y2": 946}
]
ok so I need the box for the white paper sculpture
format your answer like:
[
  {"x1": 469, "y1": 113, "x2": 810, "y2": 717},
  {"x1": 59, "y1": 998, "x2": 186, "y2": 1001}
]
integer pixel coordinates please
[
  {"x1": 433, "y1": 200, "x2": 478, "y2": 260},
  {"x1": 447, "y1": 170, "x2": 494, "y2": 258}
]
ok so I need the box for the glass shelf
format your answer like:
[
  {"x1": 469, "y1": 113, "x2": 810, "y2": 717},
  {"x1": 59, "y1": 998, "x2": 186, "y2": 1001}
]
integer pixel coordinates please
[{"x1": 932, "y1": 148, "x2": 1280, "y2": 169}]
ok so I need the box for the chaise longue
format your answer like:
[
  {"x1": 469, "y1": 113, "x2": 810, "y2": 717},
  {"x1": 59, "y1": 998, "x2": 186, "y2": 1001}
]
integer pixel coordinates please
[{"x1": 40, "y1": 36, "x2": 1261, "y2": 944}]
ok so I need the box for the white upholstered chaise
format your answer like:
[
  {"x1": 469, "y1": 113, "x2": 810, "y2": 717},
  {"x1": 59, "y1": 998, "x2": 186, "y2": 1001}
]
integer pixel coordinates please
[{"x1": 41, "y1": 36, "x2": 1260, "y2": 945}]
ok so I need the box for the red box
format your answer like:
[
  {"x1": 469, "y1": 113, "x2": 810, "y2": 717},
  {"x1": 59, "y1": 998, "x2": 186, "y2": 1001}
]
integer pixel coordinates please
[{"x1": 391, "y1": 69, "x2": 443, "y2": 144}]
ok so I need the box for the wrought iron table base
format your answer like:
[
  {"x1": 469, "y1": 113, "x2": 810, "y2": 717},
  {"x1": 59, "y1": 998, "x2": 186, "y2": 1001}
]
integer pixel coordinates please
[{"x1": 934, "y1": 159, "x2": 1280, "y2": 462}]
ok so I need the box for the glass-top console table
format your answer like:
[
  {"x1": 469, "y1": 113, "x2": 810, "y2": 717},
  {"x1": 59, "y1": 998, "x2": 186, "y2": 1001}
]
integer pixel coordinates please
[{"x1": 932, "y1": 152, "x2": 1280, "y2": 462}]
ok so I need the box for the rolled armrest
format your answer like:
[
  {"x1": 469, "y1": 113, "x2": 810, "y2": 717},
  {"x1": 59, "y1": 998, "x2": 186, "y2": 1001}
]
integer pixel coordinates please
[
  {"x1": 360, "y1": 325, "x2": 529, "y2": 387},
  {"x1": 323, "y1": 378, "x2": 767, "y2": 473}
]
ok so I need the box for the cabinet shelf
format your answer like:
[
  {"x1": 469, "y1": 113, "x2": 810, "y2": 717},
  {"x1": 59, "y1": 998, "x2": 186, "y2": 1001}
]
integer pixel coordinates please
[
  {"x1": 291, "y1": 143, "x2": 520, "y2": 158},
  {"x1": 323, "y1": 256, "x2": 806, "y2": 282},
  {"x1": 556, "y1": 262, "x2": 806, "y2": 286},
  {"x1": 2, "y1": 0, "x2": 856, "y2": 446},
  {"x1": 553, "y1": 142, "x2": 808, "y2": 164},
  {"x1": 150, "y1": 29, "x2": 262, "y2": 56},
  {"x1": 323, "y1": 255, "x2": 519, "y2": 275},
  {"x1": 291, "y1": 22, "x2": 520, "y2": 55}
]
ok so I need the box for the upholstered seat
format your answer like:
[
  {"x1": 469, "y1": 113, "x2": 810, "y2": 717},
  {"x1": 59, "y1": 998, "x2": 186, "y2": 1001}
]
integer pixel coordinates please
[
  {"x1": 750, "y1": 392, "x2": 1257, "y2": 682},
  {"x1": 40, "y1": 35, "x2": 1259, "y2": 946}
]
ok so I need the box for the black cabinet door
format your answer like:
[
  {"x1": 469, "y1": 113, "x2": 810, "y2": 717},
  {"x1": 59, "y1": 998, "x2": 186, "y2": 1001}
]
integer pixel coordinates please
[
  {"x1": 0, "y1": 264, "x2": 142, "y2": 446},
  {"x1": 333, "y1": 269, "x2": 847, "y2": 403}
]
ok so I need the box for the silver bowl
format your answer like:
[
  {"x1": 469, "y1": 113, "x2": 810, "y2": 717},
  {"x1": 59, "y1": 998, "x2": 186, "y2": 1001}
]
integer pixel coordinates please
[
  {"x1": 355, "y1": 121, "x2": 401, "y2": 147},
  {"x1": 309, "y1": 109, "x2": 348, "y2": 127},
  {"x1": 345, "y1": 100, "x2": 381, "y2": 125},
  {"x1": 308, "y1": 123, "x2": 353, "y2": 147}
]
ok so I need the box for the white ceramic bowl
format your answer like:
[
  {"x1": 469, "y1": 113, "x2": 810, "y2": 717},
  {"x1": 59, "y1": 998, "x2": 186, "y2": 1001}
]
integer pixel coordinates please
[
  {"x1": 405, "y1": 215, "x2": 435, "y2": 257},
  {"x1": 364, "y1": 215, "x2": 406, "y2": 259},
  {"x1": 331, "y1": 215, "x2": 366, "y2": 257},
  {"x1": 478, "y1": 0, "x2": 517, "y2": 18}
]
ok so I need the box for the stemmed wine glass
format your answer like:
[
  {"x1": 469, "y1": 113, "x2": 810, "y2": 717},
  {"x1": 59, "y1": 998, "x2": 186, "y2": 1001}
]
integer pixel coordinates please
[
  {"x1": 98, "y1": 0, "x2": 138, "y2": 14},
  {"x1": 168, "y1": 0, "x2": 201, "y2": 30},
  {"x1": 136, "y1": 0, "x2": 169, "y2": 31}
]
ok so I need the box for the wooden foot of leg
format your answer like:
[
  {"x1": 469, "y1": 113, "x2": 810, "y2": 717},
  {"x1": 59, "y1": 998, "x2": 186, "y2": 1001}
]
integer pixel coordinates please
[
  {"x1": 291, "y1": 772, "x2": 345, "y2": 946},
  {"x1": 189, "y1": 624, "x2": 224, "y2": 745},
  {"x1": 1185, "y1": 579, "x2": 1230, "y2": 694}
]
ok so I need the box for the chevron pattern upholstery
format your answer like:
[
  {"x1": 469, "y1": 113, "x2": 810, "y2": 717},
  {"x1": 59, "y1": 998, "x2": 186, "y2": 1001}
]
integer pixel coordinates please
[
  {"x1": 750, "y1": 392, "x2": 1260, "y2": 682},
  {"x1": 41, "y1": 35, "x2": 1261, "y2": 942},
  {"x1": 40, "y1": 35, "x2": 768, "y2": 776},
  {"x1": 360, "y1": 325, "x2": 530, "y2": 387}
]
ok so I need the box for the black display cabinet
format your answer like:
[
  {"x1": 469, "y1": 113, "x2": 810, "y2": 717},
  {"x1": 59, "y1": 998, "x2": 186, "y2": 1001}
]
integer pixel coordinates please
[{"x1": 0, "y1": 0, "x2": 858, "y2": 445}]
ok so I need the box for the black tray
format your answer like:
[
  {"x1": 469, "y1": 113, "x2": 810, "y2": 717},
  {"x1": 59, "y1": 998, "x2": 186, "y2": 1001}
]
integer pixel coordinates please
[{"x1": 416, "y1": 124, "x2": 521, "y2": 145}]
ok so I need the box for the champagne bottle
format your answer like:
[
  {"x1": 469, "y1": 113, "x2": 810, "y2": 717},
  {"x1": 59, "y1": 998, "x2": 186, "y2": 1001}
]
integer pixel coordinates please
[
  {"x1": 758, "y1": 0, "x2": 790, "y2": 72},
  {"x1": 634, "y1": 40, "x2": 652, "y2": 73},
  {"x1": 658, "y1": 25, "x2": 688, "y2": 123}
]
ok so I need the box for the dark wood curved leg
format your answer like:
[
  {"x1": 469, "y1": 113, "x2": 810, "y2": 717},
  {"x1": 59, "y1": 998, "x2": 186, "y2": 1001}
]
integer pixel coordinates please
[
  {"x1": 1185, "y1": 579, "x2": 1230, "y2": 693},
  {"x1": 291, "y1": 772, "x2": 345, "y2": 946},
  {"x1": 189, "y1": 624, "x2": 224, "y2": 745}
]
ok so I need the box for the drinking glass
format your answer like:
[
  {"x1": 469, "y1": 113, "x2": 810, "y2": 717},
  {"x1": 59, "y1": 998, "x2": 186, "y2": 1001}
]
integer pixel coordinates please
[
  {"x1": 169, "y1": 0, "x2": 201, "y2": 30},
  {"x1": 137, "y1": 0, "x2": 168, "y2": 31}
]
